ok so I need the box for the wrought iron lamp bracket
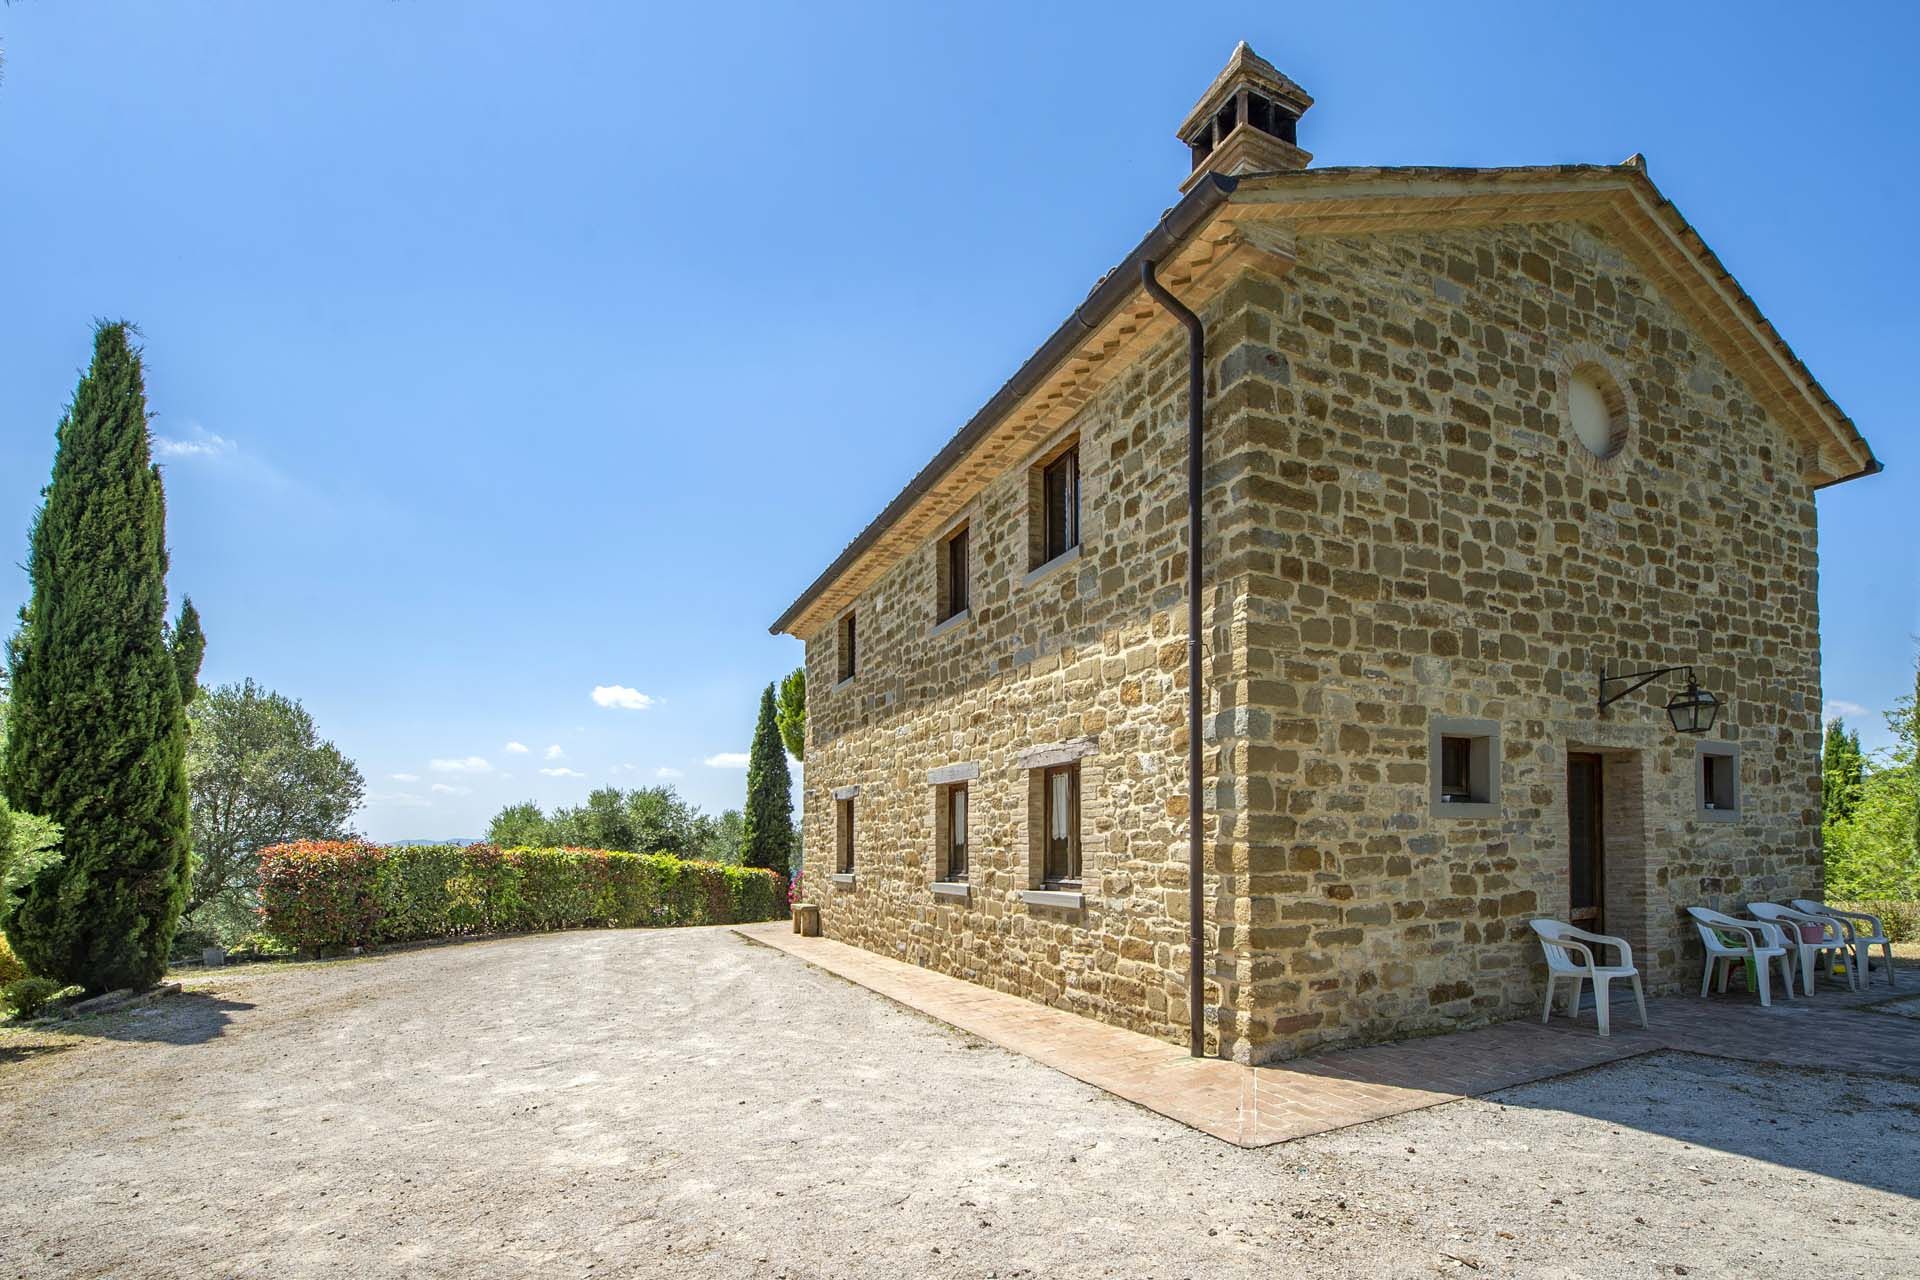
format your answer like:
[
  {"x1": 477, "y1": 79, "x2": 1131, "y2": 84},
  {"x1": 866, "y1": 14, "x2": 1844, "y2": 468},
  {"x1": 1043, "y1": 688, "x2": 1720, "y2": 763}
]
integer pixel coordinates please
[{"x1": 1598, "y1": 664, "x2": 1695, "y2": 715}]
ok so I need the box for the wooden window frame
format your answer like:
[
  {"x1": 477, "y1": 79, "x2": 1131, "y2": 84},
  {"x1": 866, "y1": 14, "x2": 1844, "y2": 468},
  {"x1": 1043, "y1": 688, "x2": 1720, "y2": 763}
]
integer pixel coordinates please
[
  {"x1": 941, "y1": 525, "x2": 970, "y2": 623},
  {"x1": 836, "y1": 796, "x2": 855, "y2": 873},
  {"x1": 1042, "y1": 763, "x2": 1081, "y2": 887},
  {"x1": 945, "y1": 782, "x2": 968, "y2": 880},
  {"x1": 836, "y1": 611, "x2": 857, "y2": 684},
  {"x1": 1041, "y1": 445, "x2": 1080, "y2": 565}
]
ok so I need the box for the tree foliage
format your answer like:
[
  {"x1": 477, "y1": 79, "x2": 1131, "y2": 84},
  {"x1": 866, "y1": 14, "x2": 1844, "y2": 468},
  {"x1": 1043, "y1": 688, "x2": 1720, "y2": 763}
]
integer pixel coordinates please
[
  {"x1": 775, "y1": 667, "x2": 806, "y2": 762},
  {"x1": 486, "y1": 786, "x2": 745, "y2": 863},
  {"x1": 742, "y1": 683, "x2": 794, "y2": 875},
  {"x1": 184, "y1": 679, "x2": 366, "y2": 922},
  {"x1": 1823, "y1": 661, "x2": 1920, "y2": 901},
  {"x1": 2, "y1": 322, "x2": 196, "y2": 992},
  {"x1": 1821, "y1": 717, "x2": 1866, "y2": 830}
]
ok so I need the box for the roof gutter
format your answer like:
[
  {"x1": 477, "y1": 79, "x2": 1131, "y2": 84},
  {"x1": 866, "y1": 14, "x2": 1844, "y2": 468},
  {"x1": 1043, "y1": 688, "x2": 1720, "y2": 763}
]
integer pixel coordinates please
[
  {"x1": 768, "y1": 171, "x2": 1241, "y2": 636},
  {"x1": 1811, "y1": 456, "x2": 1885, "y2": 491}
]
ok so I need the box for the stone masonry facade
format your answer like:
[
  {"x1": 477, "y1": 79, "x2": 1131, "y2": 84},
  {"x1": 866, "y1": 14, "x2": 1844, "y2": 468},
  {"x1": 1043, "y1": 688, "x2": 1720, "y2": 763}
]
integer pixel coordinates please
[{"x1": 798, "y1": 212, "x2": 1833, "y2": 1065}]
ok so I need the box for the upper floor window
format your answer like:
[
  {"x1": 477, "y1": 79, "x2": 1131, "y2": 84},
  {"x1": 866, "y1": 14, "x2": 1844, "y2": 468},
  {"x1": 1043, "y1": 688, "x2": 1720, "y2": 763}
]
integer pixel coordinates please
[
  {"x1": 939, "y1": 525, "x2": 970, "y2": 623},
  {"x1": 836, "y1": 611, "x2": 857, "y2": 683},
  {"x1": 1042, "y1": 445, "x2": 1080, "y2": 564}
]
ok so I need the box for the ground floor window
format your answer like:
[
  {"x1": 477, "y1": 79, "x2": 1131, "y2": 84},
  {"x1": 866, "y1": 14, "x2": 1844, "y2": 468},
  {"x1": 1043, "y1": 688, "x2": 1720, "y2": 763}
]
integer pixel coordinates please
[
  {"x1": 944, "y1": 782, "x2": 968, "y2": 880},
  {"x1": 836, "y1": 796, "x2": 855, "y2": 872},
  {"x1": 1043, "y1": 763, "x2": 1080, "y2": 885}
]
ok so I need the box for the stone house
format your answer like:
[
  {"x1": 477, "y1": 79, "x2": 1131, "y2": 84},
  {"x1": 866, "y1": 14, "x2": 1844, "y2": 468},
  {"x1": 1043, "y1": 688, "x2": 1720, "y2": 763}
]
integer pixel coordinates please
[{"x1": 768, "y1": 45, "x2": 1879, "y2": 1064}]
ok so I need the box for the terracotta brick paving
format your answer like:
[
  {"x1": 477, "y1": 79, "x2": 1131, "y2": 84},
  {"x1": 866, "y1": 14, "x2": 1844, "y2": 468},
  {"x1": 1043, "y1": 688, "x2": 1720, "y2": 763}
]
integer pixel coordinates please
[{"x1": 736, "y1": 922, "x2": 1919, "y2": 1148}]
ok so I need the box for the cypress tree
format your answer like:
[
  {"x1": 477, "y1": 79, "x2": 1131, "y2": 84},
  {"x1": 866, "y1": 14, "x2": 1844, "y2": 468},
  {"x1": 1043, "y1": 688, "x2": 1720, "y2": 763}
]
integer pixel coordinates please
[
  {"x1": 2, "y1": 322, "x2": 196, "y2": 992},
  {"x1": 741, "y1": 682, "x2": 794, "y2": 876},
  {"x1": 1821, "y1": 717, "x2": 1865, "y2": 829}
]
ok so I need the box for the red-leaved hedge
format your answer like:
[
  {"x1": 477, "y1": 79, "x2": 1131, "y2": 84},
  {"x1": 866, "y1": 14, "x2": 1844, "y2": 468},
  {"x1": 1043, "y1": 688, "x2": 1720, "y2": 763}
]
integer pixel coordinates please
[{"x1": 257, "y1": 841, "x2": 786, "y2": 952}]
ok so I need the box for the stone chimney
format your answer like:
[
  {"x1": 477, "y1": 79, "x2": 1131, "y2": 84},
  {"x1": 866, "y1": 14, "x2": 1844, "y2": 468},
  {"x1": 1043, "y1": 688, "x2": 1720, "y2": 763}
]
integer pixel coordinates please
[{"x1": 1177, "y1": 42, "x2": 1313, "y2": 192}]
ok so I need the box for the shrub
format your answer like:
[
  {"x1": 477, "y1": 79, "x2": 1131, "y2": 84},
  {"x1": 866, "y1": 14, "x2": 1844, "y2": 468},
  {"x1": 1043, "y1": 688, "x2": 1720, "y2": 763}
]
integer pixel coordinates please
[
  {"x1": 256, "y1": 840, "x2": 386, "y2": 951},
  {"x1": 3, "y1": 976, "x2": 66, "y2": 1020},
  {"x1": 0, "y1": 934, "x2": 27, "y2": 985},
  {"x1": 1833, "y1": 900, "x2": 1919, "y2": 944},
  {"x1": 255, "y1": 841, "x2": 786, "y2": 952}
]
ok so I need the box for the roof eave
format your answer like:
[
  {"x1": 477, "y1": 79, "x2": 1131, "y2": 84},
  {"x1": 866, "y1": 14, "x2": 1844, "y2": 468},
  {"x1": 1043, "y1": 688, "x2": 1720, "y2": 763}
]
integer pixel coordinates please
[{"x1": 766, "y1": 171, "x2": 1240, "y2": 637}]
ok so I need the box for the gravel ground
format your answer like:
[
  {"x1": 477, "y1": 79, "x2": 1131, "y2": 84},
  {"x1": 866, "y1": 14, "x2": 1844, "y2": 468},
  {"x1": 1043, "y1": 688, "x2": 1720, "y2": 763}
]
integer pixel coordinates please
[{"x1": 1, "y1": 927, "x2": 1914, "y2": 1279}]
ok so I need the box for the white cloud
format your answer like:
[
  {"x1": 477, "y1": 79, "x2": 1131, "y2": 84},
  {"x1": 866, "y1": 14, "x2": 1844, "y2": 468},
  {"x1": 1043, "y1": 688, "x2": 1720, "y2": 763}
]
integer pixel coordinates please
[
  {"x1": 430, "y1": 756, "x2": 492, "y2": 774},
  {"x1": 655, "y1": 766, "x2": 685, "y2": 780},
  {"x1": 545, "y1": 744, "x2": 565, "y2": 760},
  {"x1": 430, "y1": 783, "x2": 471, "y2": 796},
  {"x1": 540, "y1": 766, "x2": 586, "y2": 778},
  {"x1": 1823, "y1": 700, "x2": 1870, "y2": 722},
  {"x1": 592, "y1": 685, "x2": 655, "y2": 711},
  {"x1": 504, "y1": 741, "x2": 530, "y2": 754},
  {"x1": 388, "y1": 772, "x2": 421, "y2": 783},
  {"x1": 153, "y1": 426, "x2": 237, "y2": 461},
  {"x1": 704, "y1": 752, "x2": 750, "y2": 769}
]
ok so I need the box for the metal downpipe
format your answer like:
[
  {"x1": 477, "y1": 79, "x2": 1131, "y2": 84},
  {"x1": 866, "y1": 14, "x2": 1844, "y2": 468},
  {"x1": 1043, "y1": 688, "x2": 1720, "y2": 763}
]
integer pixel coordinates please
[{"x1": 1140, "y1": 259, "x2": 1207, "y2": 1059}]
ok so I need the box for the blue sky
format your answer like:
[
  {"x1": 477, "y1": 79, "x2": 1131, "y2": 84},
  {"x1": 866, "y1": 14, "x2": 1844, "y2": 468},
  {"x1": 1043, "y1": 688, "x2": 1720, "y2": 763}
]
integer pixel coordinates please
[{"x1": 1, "y1": 3, "x2": 1914, "y2": 839}]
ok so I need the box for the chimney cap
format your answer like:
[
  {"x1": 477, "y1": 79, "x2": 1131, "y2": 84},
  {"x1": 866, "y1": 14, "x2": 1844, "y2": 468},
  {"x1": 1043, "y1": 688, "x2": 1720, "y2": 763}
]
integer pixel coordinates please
[{"x1": 1176, "y1": 42, "x2": 1314, "y2": 142}]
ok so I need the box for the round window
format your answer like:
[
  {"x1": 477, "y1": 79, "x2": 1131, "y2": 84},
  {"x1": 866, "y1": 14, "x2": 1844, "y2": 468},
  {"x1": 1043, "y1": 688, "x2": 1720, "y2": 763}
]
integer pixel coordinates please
[{"x1": 1565, "y1": 364, "x2": 1628, "y2": 461}]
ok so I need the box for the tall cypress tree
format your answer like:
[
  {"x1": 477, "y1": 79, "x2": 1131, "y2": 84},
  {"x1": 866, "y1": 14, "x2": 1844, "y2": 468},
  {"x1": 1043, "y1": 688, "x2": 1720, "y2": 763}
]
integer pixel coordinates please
[
  {"x1": 741, "y1": 682, "x2": 794, "y2": 876},
  {"x1": 3, "y1": 322, "x2": 198, "y2": 992}
]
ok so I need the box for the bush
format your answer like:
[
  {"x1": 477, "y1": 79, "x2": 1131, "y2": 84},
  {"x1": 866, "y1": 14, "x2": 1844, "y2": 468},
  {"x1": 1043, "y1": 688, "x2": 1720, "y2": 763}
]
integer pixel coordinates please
[
  {"x1": 1833, "y1": 900, "x2": 1919, "y2": 944},
  {"x1": 256, "y1": 840, "x2": 385, "y2": 951},
  {"x1": 256, "y1": 841, "x2": 786, "y2": 952},
  {"x1": 0, "y1": 934, "x2": 27, "y2": 985},
  {"x1": 3, "y1": 976, "x2": 66, "y2": 1020}
]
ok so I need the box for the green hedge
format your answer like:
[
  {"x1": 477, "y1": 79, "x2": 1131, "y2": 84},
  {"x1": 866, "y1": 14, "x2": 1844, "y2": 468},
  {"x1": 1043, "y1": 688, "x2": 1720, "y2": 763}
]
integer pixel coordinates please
[{"x1": 257, "y1": 841, "x2": 786, "y2": 952}]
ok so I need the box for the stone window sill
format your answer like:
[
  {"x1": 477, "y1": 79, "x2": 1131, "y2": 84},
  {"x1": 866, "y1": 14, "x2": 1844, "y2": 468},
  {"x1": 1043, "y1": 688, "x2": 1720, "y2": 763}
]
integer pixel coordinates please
[
  {"x1": 1019, "y1": 888, "x2": 1085, "y2": 910},
  {"x1": 829, "y1": 872, "x2": 856, "y2": 887},
  {"x1": 1431, "y1": 800, "x2": 1499, "y2": 820},
  {"x1": 833, "y1": 675, "x2": 856, "y2": 693},
  {"x1": 931, "y1": 881, "x2": 970, "y2": 901},
  {"x1": 930, "y1": 608, "x2": 972, "y2": 638},
  {"x1": 1697, "y1": 807, "x2": 1740, "y2": 824},
  {"x1": 1020, "y1": 544, "x2": 1082, "y2": 590}
]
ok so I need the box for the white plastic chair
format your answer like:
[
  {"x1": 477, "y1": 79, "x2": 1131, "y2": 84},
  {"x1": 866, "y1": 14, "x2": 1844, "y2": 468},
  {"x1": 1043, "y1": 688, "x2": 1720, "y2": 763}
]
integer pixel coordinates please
[
  {"x1": 1686, "y1": 907, "x2": 1793, "y2": 1007},
  {"x1": 1793, "y1": 899, "x2": 1898, "y2": 990},
  {"x1": 1530, "y1": 919, "x2": 1647, "y2": 1037},
  {"x1": 1749, "y1": 902, "x2": 1857, "y2": 994}
]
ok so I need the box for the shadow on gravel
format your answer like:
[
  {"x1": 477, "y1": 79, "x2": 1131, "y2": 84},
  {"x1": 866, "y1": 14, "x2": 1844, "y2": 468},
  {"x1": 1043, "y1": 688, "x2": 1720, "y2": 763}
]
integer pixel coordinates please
[
  {"x1": 0, "y1": 1039, "x2": 80, "y2": 1068},
  {"x1": 57, "y1": 993, "x2": 255, "y2": 1047},
  {"x1": 1489, "y1": 1051, "x2": 1920, "y2": 1200}
]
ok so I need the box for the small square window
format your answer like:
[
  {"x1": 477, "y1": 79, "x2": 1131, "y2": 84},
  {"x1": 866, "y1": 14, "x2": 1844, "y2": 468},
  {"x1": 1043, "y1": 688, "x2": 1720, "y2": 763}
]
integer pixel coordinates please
[
  {"x1": 1696, "y1": 741, "x2": 1739, "y2": 821},
  {"x1": 1439, "y1": 736, "x2": 1475, "y2": 803},
  {"x1": 835, "y1": 796, "x2": 855, "y2": 873},
  {"x1": 938, "y1": 525, "x2": 970, "y2": 624},
  {"x1": 836, "y1": 611, "x2": 857, "y2": 684},
  {"x1": 1429, "y1": 718, "x2": 1499, "y2": 818}
]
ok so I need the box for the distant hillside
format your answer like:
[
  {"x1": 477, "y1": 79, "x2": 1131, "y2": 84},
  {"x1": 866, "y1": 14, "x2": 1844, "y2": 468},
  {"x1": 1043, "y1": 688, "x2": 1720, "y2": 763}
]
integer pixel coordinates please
[{"x1": 386, "y1": 838, "x2": 482, "y2": 848}]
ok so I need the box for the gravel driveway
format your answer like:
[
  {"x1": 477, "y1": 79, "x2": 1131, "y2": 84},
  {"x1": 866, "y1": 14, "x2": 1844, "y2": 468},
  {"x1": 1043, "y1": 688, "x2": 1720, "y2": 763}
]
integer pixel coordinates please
[{"x1": 1, "y1": 927, "x2": 1913, "y2": 1279}]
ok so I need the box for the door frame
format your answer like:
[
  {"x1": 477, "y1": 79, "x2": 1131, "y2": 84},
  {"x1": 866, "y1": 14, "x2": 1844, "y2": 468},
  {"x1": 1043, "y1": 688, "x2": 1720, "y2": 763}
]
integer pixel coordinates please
[{"x1": 1567, "y1": 751, "x2": 1606, "y2": 933}]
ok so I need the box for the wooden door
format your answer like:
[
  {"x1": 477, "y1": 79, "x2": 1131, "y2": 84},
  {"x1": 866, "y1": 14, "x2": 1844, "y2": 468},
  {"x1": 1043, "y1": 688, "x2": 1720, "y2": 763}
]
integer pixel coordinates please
[{"x1": 1567, "y1": 753, "x2": 1605, "y2": 931}]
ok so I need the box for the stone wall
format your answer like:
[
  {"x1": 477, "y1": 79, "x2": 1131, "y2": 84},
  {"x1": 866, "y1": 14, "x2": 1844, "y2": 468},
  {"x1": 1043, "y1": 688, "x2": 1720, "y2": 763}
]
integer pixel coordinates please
[
  {"x1": 801, "y1": 218, "x2": 1825, "y2": 1065},
  {"x1": 1230, "y1": 221, "x2": 1824, "y2": 1058},
  {"x1": 802, "y1": 275, "x2": 1289, "y2": 1058}
]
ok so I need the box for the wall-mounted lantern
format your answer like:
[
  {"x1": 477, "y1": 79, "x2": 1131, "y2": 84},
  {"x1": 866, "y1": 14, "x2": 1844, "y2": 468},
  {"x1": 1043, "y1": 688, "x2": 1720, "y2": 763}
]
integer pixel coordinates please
[{"x1": 1599, "y1": 664, "x2": 1720, "y2": 735}]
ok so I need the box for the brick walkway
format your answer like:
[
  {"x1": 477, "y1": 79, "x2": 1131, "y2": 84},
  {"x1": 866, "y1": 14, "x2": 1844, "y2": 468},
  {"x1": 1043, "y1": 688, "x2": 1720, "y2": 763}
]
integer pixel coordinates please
[{"x1": 734, "y1": 922, "x2": 1919, "y2": 1148}]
